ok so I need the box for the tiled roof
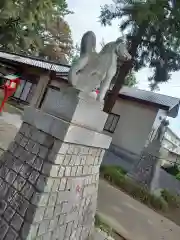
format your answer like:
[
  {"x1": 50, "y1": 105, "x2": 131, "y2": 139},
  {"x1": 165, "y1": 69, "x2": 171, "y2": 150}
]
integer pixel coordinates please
[
  {"x1": 0, "y1": 51, "x2": 70, "y2": 73},
  {"x1": 120, "y1": 86, "x2": 180, "y2": 111}
]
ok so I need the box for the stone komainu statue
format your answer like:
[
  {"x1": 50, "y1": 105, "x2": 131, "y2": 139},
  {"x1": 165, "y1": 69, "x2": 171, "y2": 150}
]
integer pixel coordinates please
[{"x1": 68, "y1": 31, "x2": 131, "y2": 102}]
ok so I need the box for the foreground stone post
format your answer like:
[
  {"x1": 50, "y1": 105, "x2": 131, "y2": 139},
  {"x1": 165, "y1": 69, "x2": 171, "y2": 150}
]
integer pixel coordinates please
[{"x1": 0, "y1": 87, "x2": 111, "y2": 240}]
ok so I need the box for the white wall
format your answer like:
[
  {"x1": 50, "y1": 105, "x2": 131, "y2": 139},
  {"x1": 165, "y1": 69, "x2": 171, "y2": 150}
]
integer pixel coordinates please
[{"x1": 108, "y1": 99, "x2": 158, "y2": 155}]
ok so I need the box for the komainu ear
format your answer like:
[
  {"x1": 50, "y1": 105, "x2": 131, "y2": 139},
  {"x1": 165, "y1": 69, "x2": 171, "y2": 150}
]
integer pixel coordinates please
[{"x1": 80, "y1": 31, "x2": 96, "y2": 56}]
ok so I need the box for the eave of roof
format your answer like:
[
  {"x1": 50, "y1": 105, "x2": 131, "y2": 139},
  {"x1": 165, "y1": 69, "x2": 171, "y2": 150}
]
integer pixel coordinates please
[
  {"x1": 0, "y1": 51, "x2": 70, "y2": 73},
  {"x1": 118, "y1": 87, "x2": 180, "y2": 118},
  {"x1": 119, "y1": 94, "x2": 169, "y2": 110}
]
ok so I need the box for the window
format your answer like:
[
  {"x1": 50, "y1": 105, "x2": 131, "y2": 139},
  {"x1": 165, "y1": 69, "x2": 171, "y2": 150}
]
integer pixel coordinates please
[{"x1": 104, "y1": 113, "x2": 120, "y2": 133}]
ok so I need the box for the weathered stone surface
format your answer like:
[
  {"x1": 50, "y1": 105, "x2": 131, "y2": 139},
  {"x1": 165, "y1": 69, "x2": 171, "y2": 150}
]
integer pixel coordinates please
[
  {"x1": 128, "y1": 137, "x2": 161, "y2": 188},
  {"x1": 0, "y1": 111, "x2": 109, "y2": 240},
  {"x1": 23, "y1": 106, "x2": 111, "y2": 149}
]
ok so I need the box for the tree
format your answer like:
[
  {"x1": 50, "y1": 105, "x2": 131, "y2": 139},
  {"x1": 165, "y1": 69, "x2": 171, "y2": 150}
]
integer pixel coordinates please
[
  {"x1": 124, "y1": 71, "x2": 137, "y2": 87},
  {"x1": 0, "y1": 0, "x2": 72, "y2": 58},
  {"x1": 39, "y1": 17, "x2": 73, "y2": 63},
  {"x1": 111, "y1": 69, "x2": 137, "y2": 87},
  {"x1": 100, "y1": 0, "x2": 180, "y2": 112},
  {"x1": 70, "y1": 44, "x2": 80, "y2": 64}
]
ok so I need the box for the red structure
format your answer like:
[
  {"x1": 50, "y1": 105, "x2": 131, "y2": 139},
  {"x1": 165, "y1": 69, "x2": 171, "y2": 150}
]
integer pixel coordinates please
[{"x1": 0, "y1": 74, "x2": 20, "y2": 112}]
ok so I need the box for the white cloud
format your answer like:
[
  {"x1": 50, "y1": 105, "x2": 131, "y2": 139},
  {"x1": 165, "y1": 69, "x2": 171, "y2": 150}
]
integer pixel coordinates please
[{"x1": 66, "y1": 0, "x2": 180, "y2": 136}]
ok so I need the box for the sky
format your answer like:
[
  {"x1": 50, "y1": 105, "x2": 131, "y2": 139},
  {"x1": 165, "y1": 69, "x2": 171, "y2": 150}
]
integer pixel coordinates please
[{"x1": 65, "y1": 0, "x2": 180, "y2": 135}]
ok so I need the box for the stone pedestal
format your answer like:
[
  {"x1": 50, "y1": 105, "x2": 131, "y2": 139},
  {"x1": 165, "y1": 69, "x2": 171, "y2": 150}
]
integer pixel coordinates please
[
  {"x1": 128, "y1": 138, "x2": 161, "y2": 188},
  {"x1": 0, "y1": 87, "x2": 111, "y2": 240}
]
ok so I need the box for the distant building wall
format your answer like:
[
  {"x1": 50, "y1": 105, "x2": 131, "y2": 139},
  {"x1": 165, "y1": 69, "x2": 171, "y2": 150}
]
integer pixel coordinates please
[
  {"x1": 104, "y1": 99, "x2": 158, "y2": 156},
  {"x1": 102, "y1": 144, "x2": 139, "y2": 172},
  {"x1": 160, "y1": 127, "x2": 180, "y2": 167}
]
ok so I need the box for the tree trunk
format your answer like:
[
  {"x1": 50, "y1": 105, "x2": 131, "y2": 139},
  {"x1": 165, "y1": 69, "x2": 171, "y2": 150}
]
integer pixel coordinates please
[
  {"x1": 103, "y1": 61, "x2": 132, "y2": 113},
  {"x1": 103, "y1": 24, "x2": 147, "y2": 113}
]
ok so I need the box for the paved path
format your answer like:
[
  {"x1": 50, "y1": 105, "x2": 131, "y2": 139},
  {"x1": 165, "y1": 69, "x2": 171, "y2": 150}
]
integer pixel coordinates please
[
  {"x1": 98, "y1": 179, "x2": 180, "y2": 240},
  {"x1": 0, "y1": 111, "x2": 22, "y2": 128},
  {"x1": 0, "y1": 112, "x2": 21, "y2": 150}
]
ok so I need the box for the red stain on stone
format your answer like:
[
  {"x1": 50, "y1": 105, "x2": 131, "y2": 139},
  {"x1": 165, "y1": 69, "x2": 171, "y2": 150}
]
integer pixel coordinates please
[{"x1": 76, "y1": 185, "x2": 81, "y2": 193}]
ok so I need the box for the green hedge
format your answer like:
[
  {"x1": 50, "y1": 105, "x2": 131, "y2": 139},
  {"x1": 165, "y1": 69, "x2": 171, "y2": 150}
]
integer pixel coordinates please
[
  {"x1": 94, "y1": 215, "x2": 113, "y2": 236},
  {"x1": 100, "y1": 165, "x2": 180, "y2": 227},
  {"x1": 100, "y1": 165, "x2": 126, "y2": 185},
  {"x1": 162, "y1": 164, "x2": 180, "y2": 181},
  {"x1": 100, "y1": 165, "x2": 168, "y2": 212},
  {"x1": 176, "y1": 173, "x2": 180, "y2": 181},
  {"x1": 161, "y1": 189, "x2": 180, "y2": 209}
]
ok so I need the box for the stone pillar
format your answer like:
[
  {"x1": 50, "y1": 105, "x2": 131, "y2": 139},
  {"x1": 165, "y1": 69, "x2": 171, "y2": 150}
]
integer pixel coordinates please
[
  {"x1": 128, "y1": 138, "x2": 161, "y2": 188},
  {"x1": 0, "y1": 87, "x2": 111, "y2": 240}
]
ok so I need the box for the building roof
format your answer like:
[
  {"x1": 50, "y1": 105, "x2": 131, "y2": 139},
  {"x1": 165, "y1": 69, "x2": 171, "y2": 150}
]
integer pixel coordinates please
[
  {"x1": 0, "y1": 51, "x2": 70, "y2": 73},
  {"x1": 119, "y1": 86, "x2": 180, "y2": 118}
]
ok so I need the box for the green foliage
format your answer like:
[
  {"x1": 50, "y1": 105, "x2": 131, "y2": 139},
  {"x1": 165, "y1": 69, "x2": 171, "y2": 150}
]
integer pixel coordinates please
[
  {"x1": 100, "y1": 165, "x2": 125, "y2": 186},
  {"x1": 100, "y1": 0, "x2": 180, "y2": 89},
  {"x1": 39, "y1": 16, "x2": 73, "y2": 62},
  {"x1": 100, "y1": 165, "x2": 167, "y2": 211},
  {"x1": 100, "y1": 165, "x2": 180, "y2": 226},
  {"x1": 149, "y1": 194, "x2": 168, "y2": 211},
  {"x1": 111, "y1": 69, "x2": 137, "y2": 87},
  {"x1": 162, "y1": 164, "x2": 179, "y2": 176},
  {"x1": 95, "y1": 215, "x2": 113, "y2": 237},
  {"x1": 70, "y1": 44, "x2": 80, "y2": 64},
  {"x1": 100, "y1": 166, "x2": 126, "y2": 180},
  {"x1": 0, "y1": 0, "x2": 73, "y2": 60},
  {"x1": 162, "y1": 164, "x2": 180, "y2": 181},
  {"x1": 124, "y1": 71, "x2": 138, "y2": 87},
  {"x1": 176, "y1": 172, "x2": 180, "y2": 181},
  {"x1": 161, "y1": 189, "x2": 180, "y2": 208}
]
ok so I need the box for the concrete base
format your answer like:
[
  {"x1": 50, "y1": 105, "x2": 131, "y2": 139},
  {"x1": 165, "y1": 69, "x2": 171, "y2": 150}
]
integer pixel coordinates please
[
  {"x1": 23, "y1": 106, "x2": 111, "y2": 149},
  {"x1": 41, "y1": 87, "x2": 108, "y2": 132}
]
